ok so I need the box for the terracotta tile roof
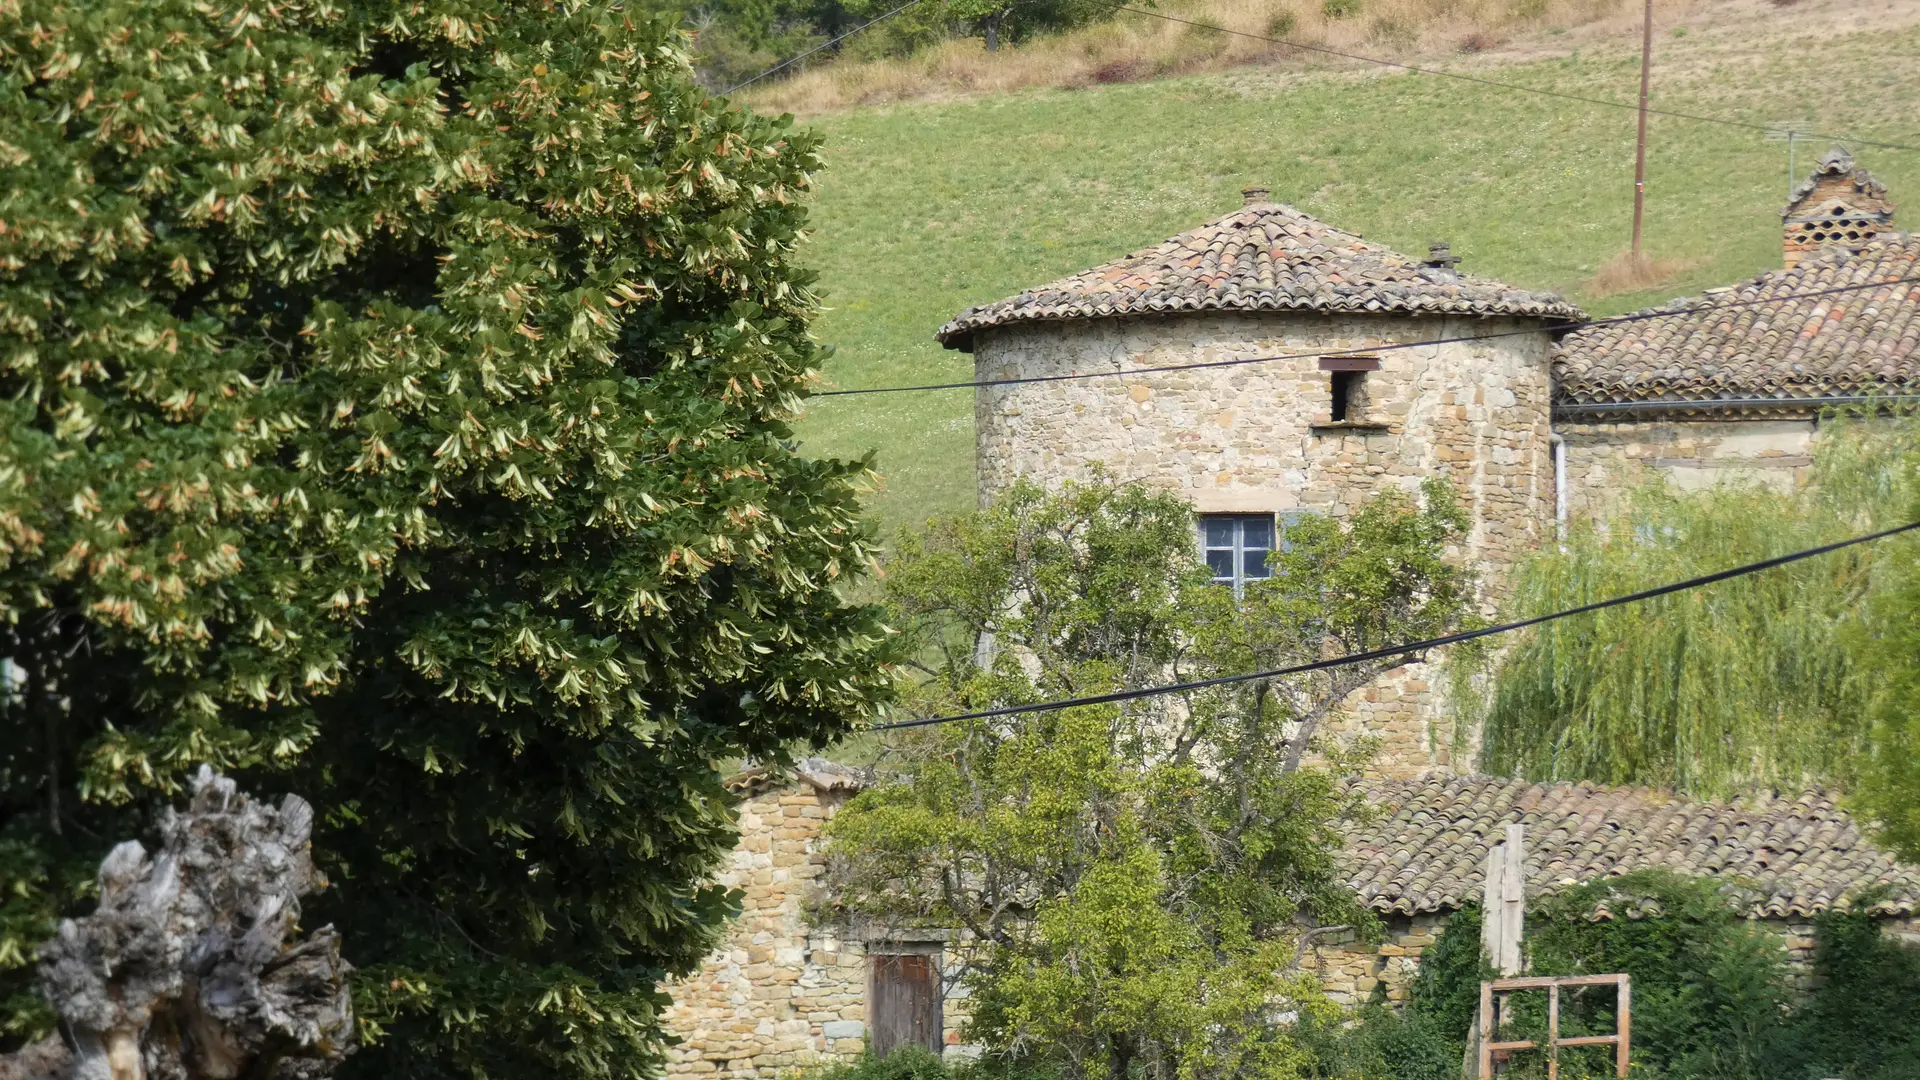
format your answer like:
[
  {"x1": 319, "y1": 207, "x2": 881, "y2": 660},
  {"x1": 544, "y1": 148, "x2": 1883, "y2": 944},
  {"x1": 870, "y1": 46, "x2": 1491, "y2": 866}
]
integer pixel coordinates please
[
  {"x1": 1553, "y1": 236, "x2": 1920, "y2": 413},
  {"x1": 935, "y1": 199, "x2": 1585, "y2": 351},
  {"x1": 1345, "y1": 775, "x2": 1920, "y2": 919}
]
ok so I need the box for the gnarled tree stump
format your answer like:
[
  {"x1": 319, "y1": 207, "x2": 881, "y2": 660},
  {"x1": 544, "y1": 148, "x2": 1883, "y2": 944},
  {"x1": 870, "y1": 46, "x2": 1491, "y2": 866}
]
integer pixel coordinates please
[{"x1": 0, "y1": 767, "x2": 353, "y2": 1080}]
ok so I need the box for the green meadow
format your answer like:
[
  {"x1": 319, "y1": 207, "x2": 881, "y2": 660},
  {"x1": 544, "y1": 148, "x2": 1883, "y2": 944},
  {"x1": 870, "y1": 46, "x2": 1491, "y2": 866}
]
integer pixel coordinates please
[{"x1": 785, "y1": 24, "x2": 1920, "y2": 534}]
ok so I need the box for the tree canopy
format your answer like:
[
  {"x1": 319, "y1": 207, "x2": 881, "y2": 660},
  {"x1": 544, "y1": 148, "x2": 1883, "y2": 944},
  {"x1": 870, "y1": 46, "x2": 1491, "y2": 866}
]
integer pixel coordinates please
[
  {"x1": 829, "y1": 477, "x2": 1473, "y2": 1080},
  {"x1": 0, "y1": 2, "x2": 892, "y2": 1076},
  {"x1": 1454, "y1": 412, "x2": 1920, "y2": 858}
]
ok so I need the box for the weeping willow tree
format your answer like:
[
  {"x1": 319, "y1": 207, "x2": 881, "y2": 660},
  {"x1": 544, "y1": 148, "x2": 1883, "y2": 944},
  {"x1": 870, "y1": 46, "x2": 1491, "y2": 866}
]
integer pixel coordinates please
[{"x1": 1453, "y1": 411, "x2": 1920, "y2": 806}]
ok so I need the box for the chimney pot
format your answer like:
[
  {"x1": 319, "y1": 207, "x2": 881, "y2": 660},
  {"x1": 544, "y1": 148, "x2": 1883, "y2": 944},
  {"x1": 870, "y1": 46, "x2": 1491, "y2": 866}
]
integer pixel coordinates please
[
  {"x1": 1241, "y1": 186, "x2": 1271, "y2": 206},
  {"x1": 1424, "y1": 241, "x2": 1461, "y2": 270}
]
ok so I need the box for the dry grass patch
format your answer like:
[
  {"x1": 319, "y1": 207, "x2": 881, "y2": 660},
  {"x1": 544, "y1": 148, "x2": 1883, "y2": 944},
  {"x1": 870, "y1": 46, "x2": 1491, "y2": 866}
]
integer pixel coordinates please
[
  {"x1": 742, "y1": 0, "x2": 1669, "y2": 113},
  {"x1": 1585, "y1": 250, "x2": 1699, "y2": 296}
]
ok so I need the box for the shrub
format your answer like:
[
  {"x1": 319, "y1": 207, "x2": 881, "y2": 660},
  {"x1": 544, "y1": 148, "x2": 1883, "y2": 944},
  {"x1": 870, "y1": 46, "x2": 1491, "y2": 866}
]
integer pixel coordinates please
[
  {"x1": 1298, "y1": 1005, "x2": 1458, "y2": 1080},
  {"x1": 813, "y1": 1047, "x2": 959, "y2": 1080},
  {"x1": 1775, "y1": 907, "x2": 1920, "y2": 1080},
  {"x1": 1400, "y1": 872, "x2": 1920, "y2": 1080},
  {"x1": 808, "y1": 1048, "x2": 1061, "y2": 1080}
]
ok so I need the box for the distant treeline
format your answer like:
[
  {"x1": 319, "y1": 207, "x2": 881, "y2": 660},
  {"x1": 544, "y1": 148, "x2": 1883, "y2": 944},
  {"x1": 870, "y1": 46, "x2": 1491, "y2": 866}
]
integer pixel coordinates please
[{"x1": 677, "y1": 0, "x2": 1116, "y2": 87}]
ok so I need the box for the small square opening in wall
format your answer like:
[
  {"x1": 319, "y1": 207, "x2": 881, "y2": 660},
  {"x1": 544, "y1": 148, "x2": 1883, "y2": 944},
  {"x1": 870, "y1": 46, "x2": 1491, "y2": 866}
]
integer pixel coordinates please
[
  {"x1": 1317, "y1": 355, "x2": 1381, "y2": 425},
  {"x1": 1331, "y1": 370, "x2": 1363, "y2": 422}
]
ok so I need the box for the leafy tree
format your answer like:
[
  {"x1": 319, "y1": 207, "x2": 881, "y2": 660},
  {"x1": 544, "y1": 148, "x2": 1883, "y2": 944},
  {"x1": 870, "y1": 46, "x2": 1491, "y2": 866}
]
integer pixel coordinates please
[
  {"x1": 1853, "y1": 525, "x2": 1920, "y2": 861},
  {"x1": 0, "y1": 2, "x2": 892, "y2": 1076},
  {"x1": 837, "y1": 0, "x2": 1113, "y2": 53},
  {"x1": 828, "y1": 476, "x2": 1474, "y2": 1080},
  {"x1": 1453, "y1": 411, "x2": 1920, "y2": 814}
]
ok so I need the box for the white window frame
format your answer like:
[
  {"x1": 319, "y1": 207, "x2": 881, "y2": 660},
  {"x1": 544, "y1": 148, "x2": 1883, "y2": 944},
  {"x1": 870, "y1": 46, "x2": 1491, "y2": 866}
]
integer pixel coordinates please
[{"x1": 1199, "y1": 514, "x2": 1276, "y2": 597}]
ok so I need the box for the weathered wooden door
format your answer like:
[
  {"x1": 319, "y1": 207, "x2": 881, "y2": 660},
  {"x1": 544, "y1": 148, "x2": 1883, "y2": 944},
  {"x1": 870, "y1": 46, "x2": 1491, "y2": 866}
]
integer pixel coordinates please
[{"x1": 870, "y1": 952, "x2": 942, "y2": 1058}]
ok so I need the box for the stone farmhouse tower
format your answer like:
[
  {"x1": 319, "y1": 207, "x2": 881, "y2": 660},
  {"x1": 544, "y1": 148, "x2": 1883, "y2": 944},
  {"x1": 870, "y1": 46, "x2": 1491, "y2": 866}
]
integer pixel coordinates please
[
  {"x1": 1781, "y1": 147, "x2": 1894, "y2": 269},
  {"x1": 936, "y1": 189, "x2": 1583, "y2": 774}
]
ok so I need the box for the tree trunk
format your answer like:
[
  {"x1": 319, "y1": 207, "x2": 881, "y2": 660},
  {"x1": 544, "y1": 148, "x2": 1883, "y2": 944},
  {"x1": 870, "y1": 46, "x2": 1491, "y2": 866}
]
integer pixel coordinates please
[
  {"x1": 984, "y1": 10, "x2": 1003, "y2": 51},
  {"x1": 0, "y1": 768, "x2": 354, "y2": 1080},
  {"x1": 1109, "y1": 1035, "x2": 1134, "y2": 1080}
]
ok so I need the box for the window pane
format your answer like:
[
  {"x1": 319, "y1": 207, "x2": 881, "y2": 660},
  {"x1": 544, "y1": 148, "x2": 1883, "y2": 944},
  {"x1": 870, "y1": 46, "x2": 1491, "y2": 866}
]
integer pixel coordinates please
[
  {"x1": 1242, "y1": 517, "x2": 1273, "y2": 548},
  {"x1": 1204, "y1": 518, "x2": 1235, "y2": 547},
  {"x1": 1243, "y1": 548, "x2": 1272, "y2": 579},
  {"x1": 1206, "y1": 549, "x2": 1235, "y2": 580}
]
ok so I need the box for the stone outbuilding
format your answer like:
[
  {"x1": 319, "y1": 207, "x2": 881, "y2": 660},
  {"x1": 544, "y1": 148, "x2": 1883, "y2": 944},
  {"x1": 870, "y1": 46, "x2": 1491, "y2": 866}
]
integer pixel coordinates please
[
  {"x1": 661, "y1": 766, "x2": 1920, "y2": 1079},
  {"x1": 1554, "y1": 175, "x2": 1916, "y2": 514},
  {"x1": 659, "y1": 762, "x2": 977, "y2": 1080},
  {"x1": 1317, "y1": 775, "x2": 1920, "y2": 1003}
]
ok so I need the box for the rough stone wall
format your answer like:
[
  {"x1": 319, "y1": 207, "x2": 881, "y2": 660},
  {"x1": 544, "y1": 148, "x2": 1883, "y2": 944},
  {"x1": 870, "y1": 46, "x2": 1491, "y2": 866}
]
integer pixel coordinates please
[
  {"x1": 661, "y1": 768, "x2": 973, "y2": 1080},
  {"x1": 1302, "y1": 915, "x2": 1448, "y2": 1006},
  {"x1": 1558, "y1": 418, "x2": 1817, "y2": 518},
  {"x1": 972, "y1": 312, "x2": 1558, "y2": 776}
]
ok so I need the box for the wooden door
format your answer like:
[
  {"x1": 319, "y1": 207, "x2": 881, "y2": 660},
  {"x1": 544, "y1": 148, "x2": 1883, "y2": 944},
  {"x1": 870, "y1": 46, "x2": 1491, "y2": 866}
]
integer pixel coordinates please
[{"x1": 870, "y1": 952, "x2": 942, "y2": 1058}]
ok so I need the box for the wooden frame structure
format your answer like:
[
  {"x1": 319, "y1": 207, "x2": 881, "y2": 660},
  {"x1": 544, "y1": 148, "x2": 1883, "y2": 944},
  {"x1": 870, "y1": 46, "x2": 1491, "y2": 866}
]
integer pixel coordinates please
[{"x1": 1477, "y1": 973, "x2": 1631, "y2": 1080}]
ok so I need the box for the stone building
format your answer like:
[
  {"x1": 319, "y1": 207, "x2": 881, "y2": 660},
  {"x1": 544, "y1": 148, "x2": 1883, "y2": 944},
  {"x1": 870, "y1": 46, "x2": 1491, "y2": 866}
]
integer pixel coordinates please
[
  {"x1": 660, "y1": 761, "x2": 976, "y2": 1080},
  {"x1": 937, "y1": 190, "x2": 1582, "y2": 773},
  {"x1": 1553, "y1": 152, "x2": 1914, "y2": 514},
  {"x1": 660, "y1": 154, "x2": 1920, "y2": 1077},
  {"x1": 661, "y1": 765, "x2": 1920, "y2": 1078},
  {"x1": 933, "y1": 158, "x2": 1917, "y2": 774}
]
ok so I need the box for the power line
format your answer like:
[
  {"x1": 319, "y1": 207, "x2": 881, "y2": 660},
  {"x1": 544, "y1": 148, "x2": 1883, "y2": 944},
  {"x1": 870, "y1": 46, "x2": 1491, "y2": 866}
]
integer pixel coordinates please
[
  {"x1": 723, "y1": 0, "x2": 928, "y2": 94},
  {"x1": 1106, "y1": 4, "x2": 1920, "y2": 153},
  {"x1": 812, "y1": 274, "x2": 1920, "y2": 398},
  {"x1": 871, "y1": 519, "x2": 1920, "y2": 731}
]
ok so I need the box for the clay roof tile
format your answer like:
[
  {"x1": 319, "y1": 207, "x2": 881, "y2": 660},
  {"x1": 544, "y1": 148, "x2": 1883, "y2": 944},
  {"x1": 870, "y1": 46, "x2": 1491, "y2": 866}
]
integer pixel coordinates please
[
  {"x1": 1554, "y1": 236, "x2": 1920, "y2": 411},
  {"x1": 1342, "y1": 775, "x2": 1920, "y2": 919},
  {"x1": 936, "y1": 200, "x2": 1584, "y2": 350}
]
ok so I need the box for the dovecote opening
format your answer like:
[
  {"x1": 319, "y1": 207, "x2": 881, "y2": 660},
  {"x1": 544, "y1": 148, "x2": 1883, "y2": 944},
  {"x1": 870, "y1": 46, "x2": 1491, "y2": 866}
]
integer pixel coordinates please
[
  {"x1": 1331, "y1": 371, "x2": 1362, "y2": 421},
  {"x1": 1781, "y1": 148, "x2": 1894, "y2": 267},
  {"x1": 1320, "y1": 355, "x2": 1382, "y2": 423}
]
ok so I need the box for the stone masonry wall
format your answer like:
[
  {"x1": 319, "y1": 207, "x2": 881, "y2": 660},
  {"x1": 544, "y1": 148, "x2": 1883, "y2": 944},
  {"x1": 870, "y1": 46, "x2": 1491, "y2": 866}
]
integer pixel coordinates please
[
  {"x1": 972, "y1": 311, "x2": 1559, "y2": 776},
  {"x1": 661, "y1": 766, "x2": 973, "y2": 1080},
  {"x1": 1302, "y1": 915, "x2": 1448, "y2": 1006},
  {"x1": 1558, "y1": 418, "x2": 1817, "y2": 518}
]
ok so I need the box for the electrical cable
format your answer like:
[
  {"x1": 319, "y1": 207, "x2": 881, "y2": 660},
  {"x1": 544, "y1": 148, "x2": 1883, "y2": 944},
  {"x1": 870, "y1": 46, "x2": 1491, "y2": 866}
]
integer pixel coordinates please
[
  {"x1": 812, "y1": 273, "x2": 1920, "y2": 398},
  {"x1": 870, "y1": 518, "x2": 1920, "y2": 731},
  {"x1": 723, "y1": 0, "x2": 929, "y2": 94},
  {"x1": 1104, "y1": 3, "x2": 1920, "y2": 153}
]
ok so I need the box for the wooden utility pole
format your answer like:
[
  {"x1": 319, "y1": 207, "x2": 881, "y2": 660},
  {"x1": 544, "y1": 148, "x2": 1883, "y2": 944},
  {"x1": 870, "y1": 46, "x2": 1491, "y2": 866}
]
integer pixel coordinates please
[
  {"x1": 1464, "y1": 823, "x2": 1527, "y2": 1077},
  {"x1": 1630, "y1": 0, "x2": 1654, "y2": 258},
  {"x1": 1483, "y1": 822, "x2": 1527, "y2": 976}
]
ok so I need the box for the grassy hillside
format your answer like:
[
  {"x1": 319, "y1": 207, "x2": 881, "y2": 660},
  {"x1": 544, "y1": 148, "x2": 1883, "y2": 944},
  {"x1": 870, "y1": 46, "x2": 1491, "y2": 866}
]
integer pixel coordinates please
[{"x1": 787, "y1": 17, "x2": 1920, "y2": 534}]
